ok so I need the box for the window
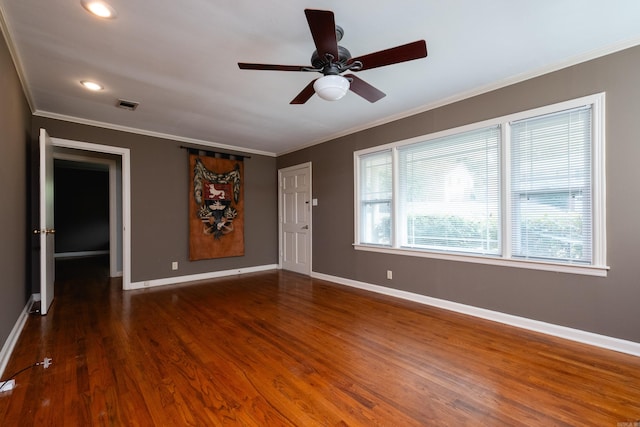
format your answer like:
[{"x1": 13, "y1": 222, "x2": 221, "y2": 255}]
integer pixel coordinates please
[
  {"x1": 398, "y1": 126, "x2": 500, "y2": 254},
  {"x1": 359, "y1": 150, "x2": 392, "y2": 245},
  {"x1": 354, "y1": 94, "x2": 607, "y2": 276},
  {"x1": 510, "y1": 106, "x2": 592, "y2": 264}
]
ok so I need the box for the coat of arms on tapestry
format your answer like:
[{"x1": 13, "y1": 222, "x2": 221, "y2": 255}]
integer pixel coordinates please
[{"x1": 189, "y1": 153, "x2": 244, "y2": 260}]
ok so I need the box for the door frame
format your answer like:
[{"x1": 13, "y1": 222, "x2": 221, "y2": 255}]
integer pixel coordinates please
[
  {"x1": 50, "y1": 136, "x2": 132, "y2": 290},
  {"x1": 278, "y1": 162, "x2": 312, "y2": 275}
]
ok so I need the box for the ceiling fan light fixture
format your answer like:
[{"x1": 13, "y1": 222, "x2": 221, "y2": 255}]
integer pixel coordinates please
[
  {"x1": 313, "y1": 75, "x2": 350, "y2": 101},
  {"x1": 81, "y1": 0, "x2": 117, "y2": 19}
]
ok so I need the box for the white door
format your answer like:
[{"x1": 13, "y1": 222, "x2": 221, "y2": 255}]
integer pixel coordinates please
[
  {"x1": 279, "y1": 163, "x2": 312, "y2": 275},
  {"x1": 38, "y1": 129, "x2": 55, "y2": 315}
]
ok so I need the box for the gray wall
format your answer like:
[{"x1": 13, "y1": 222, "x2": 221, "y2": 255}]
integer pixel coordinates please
[
  {"x1": 0, "y1": 30, "x2": 32, "y2": 348},
  {"x1": 278, "y1": 45, "x2": 640, "y2": 344},
  {"x1": 32, "y1": 116, "x2": 279, "y2": 285}
]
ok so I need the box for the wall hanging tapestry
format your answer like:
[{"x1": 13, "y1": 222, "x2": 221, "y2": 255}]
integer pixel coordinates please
[{"x1": 188, "y1": 152, "x2": 244, "y2": 260}]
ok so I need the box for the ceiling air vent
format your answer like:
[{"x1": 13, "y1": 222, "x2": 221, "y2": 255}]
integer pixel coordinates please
[{"x1": 116, "y1": 99, "x2": 139, "y2": 111}]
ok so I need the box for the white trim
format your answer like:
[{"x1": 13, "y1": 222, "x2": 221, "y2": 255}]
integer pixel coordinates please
[
  {"x1": 592, "y1": 94, "x2": 607, "y2": 266},
  {"x1": 311, "y1": 271, "x2": 640, "y2": 358},
  {"x1": 501, "y1": 122, "x2": 511, "y2": 258},
  {"x1": 0, "y1": 296, "x2": 34, "y2": 378},
  {"x1": 129, "y1": 264, "x2": 278, "y2": 290},
  {"x1": 391, "y1": 148, "x2": 399, "y2": 248},
  {"x1": 353, "y1": 154, "x2": 361, "y2": 249},
  {"x1": 34, "y1": 111, "x2": 276, "y2": 158},
  {"x1": 0, "y1": 3, "x2": 35, "y2": 112},
  {"x1": 354, "y1": 244, "x2": 608, "y2": 277},
  {"x1": 50, "y1": 137, "x2": 132, "y2": 290}
]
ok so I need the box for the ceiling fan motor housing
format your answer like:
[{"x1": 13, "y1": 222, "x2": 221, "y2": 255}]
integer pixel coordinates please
[{"x1": 311, "y1": 45, "x2": 352, "y2": 74}]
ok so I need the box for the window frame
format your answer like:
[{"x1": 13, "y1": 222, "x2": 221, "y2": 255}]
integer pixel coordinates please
[
  {"x1": 358, "y1": 149, "x2": 394, "y2": 246},
  {"x1": 353, "y1": 93, "x2": 608, "y2": 277}
]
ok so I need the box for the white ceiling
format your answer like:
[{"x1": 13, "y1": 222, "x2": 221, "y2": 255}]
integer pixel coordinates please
[{"x1": 2, "y1": 1, "x2": 640, "y2": 156}]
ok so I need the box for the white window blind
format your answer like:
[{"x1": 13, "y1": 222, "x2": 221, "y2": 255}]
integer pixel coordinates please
[
  {"x1": 397, "y1": 126, "x2": 501, "y2": 254},
  {"x1": 510, "y1": 106, "x2": 592, "y2": 263},
  {"x1": 359, "y1": 150, "x2": 392, "y2": 245}
]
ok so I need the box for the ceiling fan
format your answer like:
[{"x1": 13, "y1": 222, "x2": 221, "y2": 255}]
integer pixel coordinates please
[{"x1": 238, "y1": 9, "x2": 428, "y2": 104}]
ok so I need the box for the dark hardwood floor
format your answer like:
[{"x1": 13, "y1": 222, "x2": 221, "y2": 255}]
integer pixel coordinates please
[{"x1": 1, "y1": 258, "x2": 639, "y2": 425}]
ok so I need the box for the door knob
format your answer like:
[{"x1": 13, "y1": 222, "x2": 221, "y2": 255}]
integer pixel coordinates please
[{"x1": 301, "y1": 225, "x2": 309, "y2": 230}]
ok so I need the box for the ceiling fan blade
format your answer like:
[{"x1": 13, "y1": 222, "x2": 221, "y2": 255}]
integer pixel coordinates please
[
  {"x1": 290, "y1": 79, "x2": 318, "y2": 104},
  {"x1": 238, "y1": 63, "x2": 311, "y2": 72},
  {"x1": 350, "y1": 40, "x2": 427, "y2": 71},
  {"x1": 304, "y1": 9, "x2": 339, "y2": 60},
  {"x1": 345, "y1": 74, "x2": 386, "y2": 103}
]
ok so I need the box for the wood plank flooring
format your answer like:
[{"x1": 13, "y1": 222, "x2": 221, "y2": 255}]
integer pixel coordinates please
[{"x1": 1, "y1": 257, "x2": 640, "y2": 425}]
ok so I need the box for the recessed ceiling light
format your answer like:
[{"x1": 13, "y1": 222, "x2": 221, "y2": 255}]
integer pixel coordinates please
[
  {"x1": 80, "y1": 0, "x2": 117, "y2": 19},
  {"x1": 80, "y1": 80, "x2": 104, "y2": 91}
]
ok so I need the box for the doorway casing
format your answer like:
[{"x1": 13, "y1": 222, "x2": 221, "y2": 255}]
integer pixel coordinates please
[{"x1": 50, "y1": 136, "x2": 131, "y2": 290}]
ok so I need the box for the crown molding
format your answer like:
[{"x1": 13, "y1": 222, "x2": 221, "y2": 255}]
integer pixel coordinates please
[
  {"x1": 0, "y1": 4, "x2": 35, "y2": 113},
  {"x1": 34, "y1": 110, "x2": 277, "y2": 157}
]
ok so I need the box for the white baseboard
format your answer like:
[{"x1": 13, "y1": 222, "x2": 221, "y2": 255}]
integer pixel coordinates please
[
  {"x1": 0, "y1": 295, "x2": 35, "y2": 378},
  {"x1": 54, "y1": 250, "x2": 109, "y2": 259},
  {"x1": 312, "y1": 271, "x2": 640, "y2": 358},
  {"x1": 127, "y1": 264, "x2": 278, "y2": 290}
]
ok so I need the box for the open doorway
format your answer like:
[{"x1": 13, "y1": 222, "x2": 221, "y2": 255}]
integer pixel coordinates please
[
  {"x1": 49, "y1": 136, "x2": 131, "y2": 290},
  {"x1": 53, "y1": 152, "x2": 121, "y2": 277}
]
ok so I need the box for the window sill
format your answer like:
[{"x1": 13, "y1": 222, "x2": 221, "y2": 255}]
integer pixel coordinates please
[{"x1": 353, "y1": 244, "x2": 609, "y2": 277}]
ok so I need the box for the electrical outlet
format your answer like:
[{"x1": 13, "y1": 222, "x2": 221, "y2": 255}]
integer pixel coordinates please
[
  {"x1": 387, "y1": 270, "x2": 393, "y2": 280},
  {"x1": 171, "y1": 261, "x2": 178, "y2": 270},
  {"x1": 0, "y1": 379, "x2": 15, "y2": 392}
]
